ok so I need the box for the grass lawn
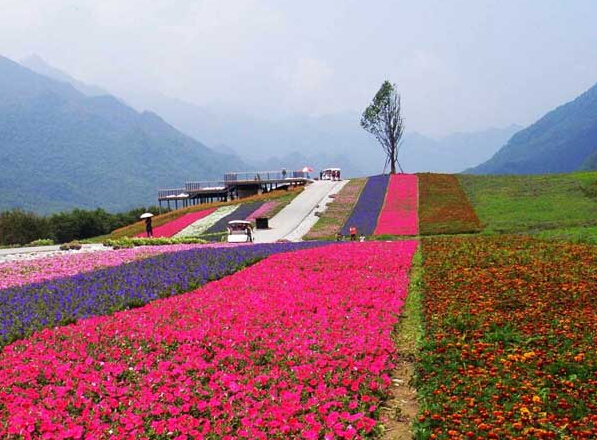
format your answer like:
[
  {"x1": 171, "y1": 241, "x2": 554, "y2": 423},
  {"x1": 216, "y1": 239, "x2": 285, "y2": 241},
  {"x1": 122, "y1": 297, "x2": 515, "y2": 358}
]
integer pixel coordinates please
[
  {"x1": 459, "y1": 171, "x2": 597, "y2": 233},
  {"x1": 531, "y1": 225, "x2": 597, "y2": 244}
]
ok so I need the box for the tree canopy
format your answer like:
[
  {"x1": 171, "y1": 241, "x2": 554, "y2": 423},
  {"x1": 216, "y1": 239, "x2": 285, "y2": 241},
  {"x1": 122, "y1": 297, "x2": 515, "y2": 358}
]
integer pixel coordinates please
[{"x1": 361, "y1": 81, "x2": 404, "y2": 174}]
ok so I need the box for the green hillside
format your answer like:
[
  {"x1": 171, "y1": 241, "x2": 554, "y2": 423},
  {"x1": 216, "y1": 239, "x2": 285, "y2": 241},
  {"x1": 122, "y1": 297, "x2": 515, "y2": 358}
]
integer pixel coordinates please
[
  {"x1": 459, "y1": 171, "x2": 597, "y2": 233},
  {"x1": 469, "y1": 82, "x2": 597, "y2": 174},
  {"x1": 0, "y1": 55, "x2": 247, "y2": 214}
]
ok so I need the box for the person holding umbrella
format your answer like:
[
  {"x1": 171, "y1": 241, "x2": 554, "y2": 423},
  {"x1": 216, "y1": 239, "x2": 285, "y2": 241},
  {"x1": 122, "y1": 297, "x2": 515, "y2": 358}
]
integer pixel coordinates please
[{"x1": 140, "y1": 212, "x2": 154, "y2": 237}]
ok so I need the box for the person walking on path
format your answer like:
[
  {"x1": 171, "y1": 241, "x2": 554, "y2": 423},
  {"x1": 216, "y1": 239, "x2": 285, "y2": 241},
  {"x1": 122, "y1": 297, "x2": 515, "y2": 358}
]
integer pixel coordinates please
[
  {"x1": 145, "y1": 217, "x2": 153, "y2": 237},
  {"x1": 349, "y1": 226, "x2": 357, "y2": 241}
]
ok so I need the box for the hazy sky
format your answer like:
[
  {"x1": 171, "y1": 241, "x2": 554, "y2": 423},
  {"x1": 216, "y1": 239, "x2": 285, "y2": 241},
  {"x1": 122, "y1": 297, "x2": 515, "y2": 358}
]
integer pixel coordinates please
[{"x1": 1, "y1": 0, "x2": 596, "y2": 136}]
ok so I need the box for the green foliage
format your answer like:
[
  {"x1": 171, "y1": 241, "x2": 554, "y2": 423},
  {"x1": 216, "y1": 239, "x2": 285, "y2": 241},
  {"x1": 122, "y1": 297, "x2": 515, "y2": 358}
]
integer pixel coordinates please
[
  {"x1": 103, "y1": 237, "x2": 207, "y2": 249},
  {"x1": 361, "y1": 80, "x2": 404, "y2": 173},
  {"x1": 459, "y1": 171, "x2": 597, "y2": 233},
  {"x1": 0, "y1": 209, "x2": 51, "y2": 246},
  {"x1": 27, "y1": 238, "x2": 55, "y2": 246},
  {"x1": 360, "y1": 80, "x2": 394, "y2": 132},
  {"x1": 0, "y1": 206, "x2": 163, "y2": 246}
]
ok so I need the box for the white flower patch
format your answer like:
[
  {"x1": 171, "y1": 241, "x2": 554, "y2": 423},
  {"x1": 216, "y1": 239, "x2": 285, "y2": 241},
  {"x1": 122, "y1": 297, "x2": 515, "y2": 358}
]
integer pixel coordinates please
[{"x1": 174, "y1": 205, "x2": 240, "y2": 238}]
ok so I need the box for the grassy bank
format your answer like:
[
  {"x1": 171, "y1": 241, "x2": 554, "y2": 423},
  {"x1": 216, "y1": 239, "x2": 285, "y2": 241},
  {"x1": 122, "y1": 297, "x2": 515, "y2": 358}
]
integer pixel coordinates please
[{"x1": 459, "y1": 171, "x2": 597, "y2": 233}]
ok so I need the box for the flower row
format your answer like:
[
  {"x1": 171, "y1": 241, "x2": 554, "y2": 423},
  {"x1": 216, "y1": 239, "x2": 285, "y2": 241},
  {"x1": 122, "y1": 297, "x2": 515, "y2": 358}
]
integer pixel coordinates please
[
  {"x1": 0, "y1": 243, "x2": 324, "y2": 348},
  {"x1": 417, "y1": 173, "x2": 481, "y2": 235},
  {"x1": 374, "y1": 174, "x2": 418, "y2": 235},
  {"x1": 201, "y1": 201, "x2": 265, "y2": 241},
  {"x1": 340, "y1": 175, "x2": 390, "y2": 236},
  {"x1": 137, "y1": 209, "x2": 216, "y2": 238},
  {"x1": 0, "y1": 241, "x2": 417, "y2": 439},
  {"x1": 174, "y1": 205, "x2": 239, "y2": 238}
]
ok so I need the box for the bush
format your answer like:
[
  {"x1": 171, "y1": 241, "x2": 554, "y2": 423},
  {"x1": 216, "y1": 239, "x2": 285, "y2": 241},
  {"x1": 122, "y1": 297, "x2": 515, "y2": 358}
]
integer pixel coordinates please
[
  {"x1": 27, "y1": 239, "x2": 55, "y2": 246},
  {"x1": 103, "y1": 237, "x2": 207, "y2": 248},
  {"x1": 0, "y1": 209, "x2": 51, "y2": 246},
  {"x1": 59, "y1": 242, "x2": 82, "y2": 251}
]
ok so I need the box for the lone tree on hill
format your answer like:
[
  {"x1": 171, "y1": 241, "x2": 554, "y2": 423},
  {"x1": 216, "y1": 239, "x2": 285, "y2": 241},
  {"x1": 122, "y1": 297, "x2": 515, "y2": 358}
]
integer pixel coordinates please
[{"x1": 360, "y1": 81, "x2": 404, "y2": 174}]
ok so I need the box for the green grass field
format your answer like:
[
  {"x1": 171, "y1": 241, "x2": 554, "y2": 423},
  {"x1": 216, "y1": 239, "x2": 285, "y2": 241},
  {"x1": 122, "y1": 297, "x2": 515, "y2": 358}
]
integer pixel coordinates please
[{"x1": 459, "y1": 171, "x2": 597, "y2": 234}]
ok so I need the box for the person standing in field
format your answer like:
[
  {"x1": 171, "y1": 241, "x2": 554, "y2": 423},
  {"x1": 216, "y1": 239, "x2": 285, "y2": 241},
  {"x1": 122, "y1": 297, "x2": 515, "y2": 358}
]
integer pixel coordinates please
[
  {"x1": 145, "y1": 217, "x2": 153, "y2": 237},
  {"x1": 349, "y1": 226, "x2": 357, "y2": 241}
]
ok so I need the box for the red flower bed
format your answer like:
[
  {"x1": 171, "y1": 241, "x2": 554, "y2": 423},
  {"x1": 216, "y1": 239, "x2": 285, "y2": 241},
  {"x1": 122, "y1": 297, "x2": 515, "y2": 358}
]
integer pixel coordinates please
[
  {"x1": 374, "y1": 174, "x2": 418, "y2": 235},
  {"x1": 0, "y1": 241, "x2": 417, "y2": 439},
  {"x1": 417, "y1": 173, "x2": 481, "y2": 235},
  {"x1": 416, "y1": 236, "x2": 597, "y2": 439},
  {"x1": 137, "y1": 208, "x2": 216, "y2": 238}
]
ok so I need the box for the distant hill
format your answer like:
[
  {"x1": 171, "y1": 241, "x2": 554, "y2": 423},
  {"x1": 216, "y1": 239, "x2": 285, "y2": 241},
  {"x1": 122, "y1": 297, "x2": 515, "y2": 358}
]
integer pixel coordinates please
[
  {"x1": 0, "y1": 55, "x2": 247, "y2": 214},
  {"x1": 400, "y1": 125, "x2": 521, "y2": 173},
  {"x1": 468, "y1": 82, "x2": 597, "y2": 174},
  {"x1": 20, "y1": 54, "x2": 111, "y2": 98},
  {"x1": 119, "y1": 91, "x2": 519, "y2": 176}
]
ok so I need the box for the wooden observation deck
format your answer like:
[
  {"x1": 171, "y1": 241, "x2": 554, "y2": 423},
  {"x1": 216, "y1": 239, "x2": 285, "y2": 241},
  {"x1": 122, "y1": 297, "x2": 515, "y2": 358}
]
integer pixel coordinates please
[{"x1": 158, "y1": 170, "x2": 311, "y2": 211}]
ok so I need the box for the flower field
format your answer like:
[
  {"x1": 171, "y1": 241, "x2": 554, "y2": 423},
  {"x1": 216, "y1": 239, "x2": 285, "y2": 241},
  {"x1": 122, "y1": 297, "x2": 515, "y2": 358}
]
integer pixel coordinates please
[
  {"x1": 174, "y1": 206, "x2": 239, "y2": 238},
  {"x1": 418, "y1": 173, "x2": 481, "y2": 235},
  {"x1": 0, "y1": 243, "x2": 324, "y2": 348},
  {"x1": 416, "y1": 236, "x2": 597, "y2": 439},
  {"x1": 305, "y1": 178, "x2": 367, "y2": 240},
  {"x1": 341, "y1": 175, "x2": 389, "y2": 236},
  {"x1": 201, "y1": 201, "x2": 265, "y2": 241},
  {"x1": 136, "y1": 209, "x2": 216, "y2": 238},
  {"x1": 374, "y1": 174, "x2": 418, "y2": 236},
  {"x1": 245, "y1": 201, "x2": 278, "y2": 222},
  {"x1": 0, "y1": 244, "x2": 211, "y2": 290},
  {"x1": 0, "y1": 241, "x2": 416, "y2": 439}
]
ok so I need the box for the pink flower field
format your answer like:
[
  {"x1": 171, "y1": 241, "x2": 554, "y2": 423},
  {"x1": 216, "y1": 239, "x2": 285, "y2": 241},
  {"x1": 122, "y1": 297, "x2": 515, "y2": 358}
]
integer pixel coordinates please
[
  {"x1": 0, "y1": 244, "x2": 233, "y2": 290},
  {"x1": 374, "y1": 174, "x2": 418, "y2": 236},
  {"x1": 137, "y1": 208, "x2": 217, "y2": 238},
  {"x1": 0, "y1": 241, "x2": 417, "y2": 439}
]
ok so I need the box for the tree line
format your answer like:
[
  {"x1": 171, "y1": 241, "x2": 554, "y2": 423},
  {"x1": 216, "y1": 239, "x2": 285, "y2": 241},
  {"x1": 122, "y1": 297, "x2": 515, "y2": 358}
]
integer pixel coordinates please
[{"x1": 0, "y1": 206, "x2": 164, "y2": 246}]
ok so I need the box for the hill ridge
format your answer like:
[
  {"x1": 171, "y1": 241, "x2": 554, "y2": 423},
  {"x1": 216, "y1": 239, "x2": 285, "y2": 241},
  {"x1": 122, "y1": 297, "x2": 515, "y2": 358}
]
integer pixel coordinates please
[{"x1": 468, "y1": 82, "x2": 597, "y2": 174}]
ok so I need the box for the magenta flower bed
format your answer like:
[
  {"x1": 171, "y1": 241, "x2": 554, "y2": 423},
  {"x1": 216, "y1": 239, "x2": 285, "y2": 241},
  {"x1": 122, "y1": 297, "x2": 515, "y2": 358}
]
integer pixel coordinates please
[
  {"x1": 374, "y1": 174, "x2": 418, "y2": 235},
  {"x1": 137, "y1": 208, "x2": 217, "y2": 238},
  {"x1": 0, "y1": 244, "x2": 231, "y2": 290},
  {"x1": 0, "y1": 241, "x2": 417, "y2": 439},
  {"x1": 245, "y1": 201, "x2": 278, "y2": 222}
]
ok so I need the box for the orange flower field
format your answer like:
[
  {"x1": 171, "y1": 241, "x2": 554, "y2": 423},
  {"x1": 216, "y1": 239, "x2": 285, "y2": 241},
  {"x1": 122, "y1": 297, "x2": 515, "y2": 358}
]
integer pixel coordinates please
[{"x1": 416, "y1": 236, "x2": 597, "y2": 439}]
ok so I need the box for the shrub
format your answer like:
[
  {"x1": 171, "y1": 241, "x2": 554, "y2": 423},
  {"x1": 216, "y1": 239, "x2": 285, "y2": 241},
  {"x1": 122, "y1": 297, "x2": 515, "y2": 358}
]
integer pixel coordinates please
[{"x1": 27, "y1": 238, "x2": 55, "y2": 246}]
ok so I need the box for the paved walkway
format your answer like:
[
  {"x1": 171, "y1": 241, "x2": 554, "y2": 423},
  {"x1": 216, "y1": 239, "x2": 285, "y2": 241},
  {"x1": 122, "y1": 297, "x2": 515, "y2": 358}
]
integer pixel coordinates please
[{"x1": 253, "y1": 180, "x2": 347, "y2": 243}]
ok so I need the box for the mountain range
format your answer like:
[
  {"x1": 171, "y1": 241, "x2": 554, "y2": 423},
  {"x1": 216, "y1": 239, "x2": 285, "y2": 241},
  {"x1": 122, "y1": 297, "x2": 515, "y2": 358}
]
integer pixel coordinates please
[
  {"x1": 469, "y1": 82, "x2": 597, "y2": 174},
  {"x1": 0, "y1": 55, "x2": 246, "y2": 214},
  {"x1": 8, "y1": 53, "x2": 591, "y2": 215},
  {"x1": 117, "y1": 89, "x2": 519, "y2": 176}
]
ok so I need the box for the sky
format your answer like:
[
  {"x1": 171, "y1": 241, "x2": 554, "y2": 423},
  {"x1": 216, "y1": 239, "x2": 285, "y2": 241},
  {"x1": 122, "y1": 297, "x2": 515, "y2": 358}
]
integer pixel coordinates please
[{"x1": 1, "y1": 0, "x2": 597, "y2": 136}]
